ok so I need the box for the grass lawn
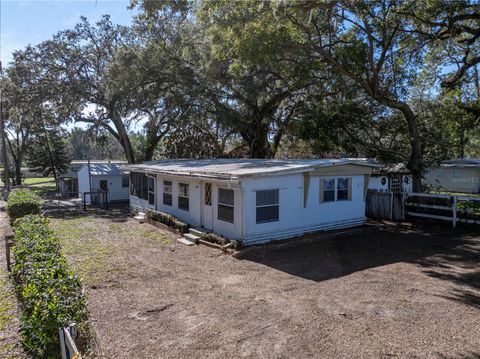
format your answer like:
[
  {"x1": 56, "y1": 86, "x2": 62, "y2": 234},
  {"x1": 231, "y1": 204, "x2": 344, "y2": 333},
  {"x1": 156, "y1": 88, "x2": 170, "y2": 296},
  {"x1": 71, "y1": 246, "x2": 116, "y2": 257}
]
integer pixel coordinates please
[
  {"x1": 23, "y1": 177, "x2": 56, "y2": 196},
  {"x1": 49, "y1": 207, "x2": 173, "y2": 287},
  {"x1": 45, "y1": 206, "x2": 480, "y2": 358}
]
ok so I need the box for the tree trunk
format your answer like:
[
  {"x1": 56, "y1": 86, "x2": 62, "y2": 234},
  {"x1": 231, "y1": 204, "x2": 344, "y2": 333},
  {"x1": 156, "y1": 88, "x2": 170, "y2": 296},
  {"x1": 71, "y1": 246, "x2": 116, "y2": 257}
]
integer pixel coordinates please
[
  {"x1": 13, "y1": 159, "x2": 22, "y2": 186},
  {"x1": 242, "y1": 121, "x2": 271, "y2": 158},
  {"x1": 110, "y1": 110, "x2": 136, "y2": 164}
]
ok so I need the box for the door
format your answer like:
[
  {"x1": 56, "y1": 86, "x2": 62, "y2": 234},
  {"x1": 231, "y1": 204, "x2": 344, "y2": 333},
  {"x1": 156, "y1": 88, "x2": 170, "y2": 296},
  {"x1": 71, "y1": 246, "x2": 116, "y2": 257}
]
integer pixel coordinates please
[
  {"x1": 99, "y1": 180, "x2": 108, "y2": 191},
  {"x1": 202, "y1": 182, "x2": 213, "y2": 230}
]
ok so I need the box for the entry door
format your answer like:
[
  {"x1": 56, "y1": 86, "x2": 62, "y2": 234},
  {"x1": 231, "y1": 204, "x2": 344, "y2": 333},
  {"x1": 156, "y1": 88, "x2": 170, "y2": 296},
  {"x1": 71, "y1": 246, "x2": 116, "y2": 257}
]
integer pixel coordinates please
[
  {"x1": 202, "y1": 182, "x2": 213, "y2": 230},
  {"x1": 99, "y1": 180, "x2": 108, "y2": 191}
]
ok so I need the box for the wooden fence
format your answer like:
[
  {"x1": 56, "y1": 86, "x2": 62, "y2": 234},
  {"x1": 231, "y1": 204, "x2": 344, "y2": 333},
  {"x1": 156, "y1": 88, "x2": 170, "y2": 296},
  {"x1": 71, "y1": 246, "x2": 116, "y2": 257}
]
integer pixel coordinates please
[
  {"x1": 59, "y1": 324, "x2": 82, "y2": 359},
  {"x1": 366, "y1": 190, "x2": 405, "y2": 221},
  {"x1": 366, "y1": 190, "x2": 480, "y2": 227}
]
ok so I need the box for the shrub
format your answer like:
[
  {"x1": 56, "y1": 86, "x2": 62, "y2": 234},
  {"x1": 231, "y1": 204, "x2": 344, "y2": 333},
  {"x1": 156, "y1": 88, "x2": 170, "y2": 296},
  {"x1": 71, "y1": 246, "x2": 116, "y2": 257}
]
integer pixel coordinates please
[
  {"x1": 200, "y1": 233, "x2": 243, "y2": 251},
  {"x1": 145, "y1": 209, "x2": 189, "y2": 233},
  {"x1": 7, "y1": 188, "x2": 42, "y2": 224},
  {"x1": 12, "y1": 215, "x2": 89, "y2": 358}
]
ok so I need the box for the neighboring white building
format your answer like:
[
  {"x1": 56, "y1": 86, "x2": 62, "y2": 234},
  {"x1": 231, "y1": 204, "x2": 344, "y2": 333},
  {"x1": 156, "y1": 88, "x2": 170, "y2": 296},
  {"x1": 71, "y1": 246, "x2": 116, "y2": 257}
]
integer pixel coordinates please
[
  {"x1": 78, "y1": 164, "x2": 130, "y2": 203},
  {"x1": 424, "y1": 159, "x2": 480, "y2": 194},
  {"x1": 58, "y1": 160, "x2": 127, "y2": 195},
  {"x1": 368, "y1": 163, "x2": 412, "y2": 193},
  {"x1": 124, "y1": 158, "x2": 377, "y2": 246}
]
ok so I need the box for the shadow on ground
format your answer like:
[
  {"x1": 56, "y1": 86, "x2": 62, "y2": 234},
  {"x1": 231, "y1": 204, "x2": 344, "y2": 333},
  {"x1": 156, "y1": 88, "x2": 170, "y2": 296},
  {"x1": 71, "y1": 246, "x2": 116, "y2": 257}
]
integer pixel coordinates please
[
  {"x1": 240, "y1": 221, "x2": 480, "y2": 309},
  {"x1": 46, "y1": 204, "x2": 130, "y2": 223}
]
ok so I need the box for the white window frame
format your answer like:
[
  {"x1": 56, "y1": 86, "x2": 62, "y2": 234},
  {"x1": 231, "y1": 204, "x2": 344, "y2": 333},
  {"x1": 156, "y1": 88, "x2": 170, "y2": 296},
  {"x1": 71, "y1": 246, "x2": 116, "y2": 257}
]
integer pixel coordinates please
[
  {"x1": 218, "y1": 188, "x2": 234, "y2": 223},
  {"x1": 320, "y1": 177, "x2": 351, "y2": 203},
  {"x1": 256, "y1": 189, "x2": 280, "y2": 224},
  {"x1": 178, "y1": 183, "x2": 189, "y2": 211},
  {"x1": 163, "y1": 180, "x2": 173, "y2": 206}
]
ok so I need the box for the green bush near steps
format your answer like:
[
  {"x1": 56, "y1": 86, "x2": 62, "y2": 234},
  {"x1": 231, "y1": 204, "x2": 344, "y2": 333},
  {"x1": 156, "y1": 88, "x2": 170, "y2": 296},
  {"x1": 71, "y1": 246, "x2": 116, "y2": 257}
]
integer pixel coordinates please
[
  {"x1": 145, "y1": 208, "x2": 189, "y2": 233},
  {"x1": 11, "y1": 215, "x2": 90, "y2": 358},
  {"x1": 6, "y1": 188, "x2": 42, "y2": 224}
]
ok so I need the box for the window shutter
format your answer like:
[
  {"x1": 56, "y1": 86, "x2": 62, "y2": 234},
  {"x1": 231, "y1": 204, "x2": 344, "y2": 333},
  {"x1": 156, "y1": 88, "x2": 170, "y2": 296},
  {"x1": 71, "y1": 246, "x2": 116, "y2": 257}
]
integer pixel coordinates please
[
  {"x1": 348, "y1": 177, "x2": 352, "y2": 201},
  {"x1": 319, "y1": 179, "x2": 324, "y2": 203}
]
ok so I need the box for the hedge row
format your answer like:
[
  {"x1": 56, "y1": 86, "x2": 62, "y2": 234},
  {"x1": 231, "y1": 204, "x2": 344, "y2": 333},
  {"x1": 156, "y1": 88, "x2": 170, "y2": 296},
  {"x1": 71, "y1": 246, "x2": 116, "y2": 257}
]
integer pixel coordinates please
[
  {"x1": 12, "y1": 215, "x2": 90, "y2": 358},
  {"x1": 7, "y1": 188, "x2": 42, "y2": 224},
  {"x1": 145, "y1": 208, "x2": 189, "y2": 233},
  {"x1": 200, "y1": 232, "x2": 242, "y2": 251}
]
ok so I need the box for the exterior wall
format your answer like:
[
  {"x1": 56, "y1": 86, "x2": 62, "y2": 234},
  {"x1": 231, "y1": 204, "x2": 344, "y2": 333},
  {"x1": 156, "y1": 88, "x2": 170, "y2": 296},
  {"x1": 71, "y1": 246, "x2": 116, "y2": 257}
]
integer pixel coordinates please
[
  {"x1": 91, "y1": 175, "x2": 129, "y2": 202},
  {"x1": 77, "y1": 166, "x2": 91, "y2": 201},
  {"x1": 369, "y1": 175, "x2": 389, "y2": 191},
  {"x1": 424, "y1": 167, "x2": 480, "y2": 194},
  {"x1": 242, "y1": 173, "x2": 366, "y2": 245},
  {"x1": 130, "y1": 171, "x2": 368, "y2": 245}
]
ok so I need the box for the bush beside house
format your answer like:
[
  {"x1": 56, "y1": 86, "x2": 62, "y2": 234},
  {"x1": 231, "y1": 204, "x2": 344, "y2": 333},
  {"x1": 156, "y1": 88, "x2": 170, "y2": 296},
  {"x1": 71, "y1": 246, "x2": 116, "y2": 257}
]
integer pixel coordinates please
[{"x1": 145, "y1": 208, "x2": 189, "y2": 233}]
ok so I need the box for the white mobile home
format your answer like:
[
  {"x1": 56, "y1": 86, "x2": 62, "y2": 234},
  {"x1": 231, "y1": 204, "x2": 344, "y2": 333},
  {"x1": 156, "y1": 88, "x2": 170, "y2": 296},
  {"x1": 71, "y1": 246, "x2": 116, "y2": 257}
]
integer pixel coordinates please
[
  {"x1": 124, "y1": 159, "x2": 377, "y2": 246},
  {"x1": 424, "y1": 159, "x2": 480, "y2": 194},
  {"x1": 78, "y1": 164, "x2": 130, "y2": 203}
]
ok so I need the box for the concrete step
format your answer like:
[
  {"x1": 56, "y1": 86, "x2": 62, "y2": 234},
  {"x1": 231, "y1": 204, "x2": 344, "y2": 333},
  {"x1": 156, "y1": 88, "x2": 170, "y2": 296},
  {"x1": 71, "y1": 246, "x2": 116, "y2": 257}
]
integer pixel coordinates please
[
  {"x1": 189, "y1": 228, "x2": 207, "y2": 237},
  {"x1": 176, "y1": 237, "x2": 196, "y2": 246},
  {"x1": 134, "y1": 213, "x2": 146, "y2": 223},
  {"x1": 183, "y1": 232, "x2": 200, "y2": 244}
]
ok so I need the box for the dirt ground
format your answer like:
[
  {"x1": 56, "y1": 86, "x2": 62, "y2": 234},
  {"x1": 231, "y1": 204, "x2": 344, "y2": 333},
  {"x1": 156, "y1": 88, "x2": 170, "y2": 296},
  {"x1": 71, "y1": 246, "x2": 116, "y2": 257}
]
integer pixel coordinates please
[{"x1": 48, "y1": 208, "x2": 480, "y2": 359}]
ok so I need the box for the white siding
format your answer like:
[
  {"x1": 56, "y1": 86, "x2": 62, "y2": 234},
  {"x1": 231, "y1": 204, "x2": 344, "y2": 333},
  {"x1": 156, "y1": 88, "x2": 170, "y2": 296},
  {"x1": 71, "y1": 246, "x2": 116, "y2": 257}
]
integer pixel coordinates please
[
  {"x1": 424, "y1": 167, "x2": 480, "y2": 194},
  {"x1": 77, "y1": 165, "x2": 91, "y2": 201},
  {"x1": 242, "y1": 174, "x2": 366, "y2": 245},
  {"x1": 91, "y1": 175, "x2": 129, "y2": 201},
  {"x1": 130, "y1": 171, "x2": 368, "y2": 245},
  {"x1": 369, "y1": 175, "x2": 389, "y2": 191}
]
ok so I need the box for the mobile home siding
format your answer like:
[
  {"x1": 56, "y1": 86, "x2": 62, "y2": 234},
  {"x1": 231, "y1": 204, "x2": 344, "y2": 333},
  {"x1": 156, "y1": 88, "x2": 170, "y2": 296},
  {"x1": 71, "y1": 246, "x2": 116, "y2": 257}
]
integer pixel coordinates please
[
  {"x1": 425, "y1": 167, "x2": 480, "y2": 194},
  {"x1": 242, "y1": 174, "x2": 366, "y2": 245}
]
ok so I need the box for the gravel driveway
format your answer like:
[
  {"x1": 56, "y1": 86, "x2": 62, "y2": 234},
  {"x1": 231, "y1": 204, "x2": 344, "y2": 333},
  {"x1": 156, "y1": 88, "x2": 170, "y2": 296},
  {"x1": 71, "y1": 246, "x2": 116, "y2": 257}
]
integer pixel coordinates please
[{"x1": 49, "y1": 210, "x2": 480, "y2": 359}]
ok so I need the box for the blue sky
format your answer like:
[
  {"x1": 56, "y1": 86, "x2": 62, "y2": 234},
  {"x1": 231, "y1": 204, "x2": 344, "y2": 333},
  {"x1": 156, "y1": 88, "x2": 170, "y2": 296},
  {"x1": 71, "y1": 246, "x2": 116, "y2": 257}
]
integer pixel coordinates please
[{"x1": 1, "y1": 0, "x2": 136, "y2": 65}]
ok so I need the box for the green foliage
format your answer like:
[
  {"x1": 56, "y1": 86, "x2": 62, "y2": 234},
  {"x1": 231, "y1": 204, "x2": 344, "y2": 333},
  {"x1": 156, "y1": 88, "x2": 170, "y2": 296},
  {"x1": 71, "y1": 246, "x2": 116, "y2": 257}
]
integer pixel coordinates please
[
  {"x1": 145, "y1": 208, "x2": 189, "y2": 233},
  {"x1": 7, "y1": 188, "x2": 42, "y2": 224},
  {"x1": 27, "y1": 127, "x2": 71, "y2": 178},
  {"x1": 11, "y1": 215, "x2": 89, "y2": 358}
]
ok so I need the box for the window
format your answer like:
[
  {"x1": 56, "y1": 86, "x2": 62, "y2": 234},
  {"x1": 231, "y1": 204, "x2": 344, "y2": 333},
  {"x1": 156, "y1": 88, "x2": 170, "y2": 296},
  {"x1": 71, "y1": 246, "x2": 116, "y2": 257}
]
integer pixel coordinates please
[
  {"x1": 390, "y1": 177, "x2": 401, "y2": 193},
  {"x1": 122, "y1": 176, "x2": 129, "y2": 188},
  {"x1": 323, "y1": 179, "x2": 335, "y2": 202},
  {"x1": 163, "y1": 180, "x2": 172, "y2": 206},
  {"x1": 320, "y1": 178, "x2": 351, "y2": 203},
  {"x1": 130, "y1": 172, "x2": 148, "y2": 200},
  {"x1": 337, "y1": 178, "x2": 349, "y2": 201},
  {"x1": 178, "y1": 183, "x2": 189, "y2": 211},
  {"x1": 256, "y1": 189, "x2": 279, "y2": 224},
  {"x1": 148, "y1": 176, "x2": 155, "y2": 205},
  {"x1": 205, "y1": 183, "x2": 212, "y2": 206},
  {"x1": 218, "y1": 188, "x2": 234, "y2": 223}
]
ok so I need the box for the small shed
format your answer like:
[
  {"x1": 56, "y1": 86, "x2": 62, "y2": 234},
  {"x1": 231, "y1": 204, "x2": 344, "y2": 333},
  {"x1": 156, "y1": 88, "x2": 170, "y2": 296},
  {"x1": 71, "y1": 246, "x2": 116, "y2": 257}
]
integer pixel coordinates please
[
  {"x1": 424, "y1": 159, "x2": 480, "y2": 194},
  {"x1": 78, "y1": 164, "x2": 130, "y2": 204},
  {"x1": 58, "y1": 160, "x2": 127, "y2": 196},
  {"x1": 368, "y1": 163, "x2": 412, "y2": 193},
  {"x1": 124, "y1": 158, "x2": 378, "y2": 245}
]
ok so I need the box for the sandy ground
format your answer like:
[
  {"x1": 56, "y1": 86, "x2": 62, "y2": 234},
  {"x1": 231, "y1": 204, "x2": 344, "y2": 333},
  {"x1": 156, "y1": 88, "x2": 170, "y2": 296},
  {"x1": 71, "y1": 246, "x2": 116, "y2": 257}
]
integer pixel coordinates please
[{"x1": 49, "y1": 208, "x2": 480, "y2": 359}]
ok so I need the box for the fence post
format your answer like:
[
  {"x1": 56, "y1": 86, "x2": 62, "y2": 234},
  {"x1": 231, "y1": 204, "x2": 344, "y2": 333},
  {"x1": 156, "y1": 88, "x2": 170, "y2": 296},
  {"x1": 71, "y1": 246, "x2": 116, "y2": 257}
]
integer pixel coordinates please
[
  {"x1": 59, "y1": 328, "x2": 67, "y2": 359},
  {"x1": 390, "y1": 192, "x2": 394, "y2": 220},
  {"x1": 452, "y1": 196, "x2": 457, "y2": 228}
]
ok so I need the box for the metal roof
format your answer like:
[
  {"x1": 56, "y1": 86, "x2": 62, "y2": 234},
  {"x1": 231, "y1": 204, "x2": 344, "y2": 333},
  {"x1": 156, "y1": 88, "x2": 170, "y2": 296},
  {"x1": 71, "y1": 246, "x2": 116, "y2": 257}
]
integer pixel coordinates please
[
  {"x1": 123, "y1": 158, "x2": 378, "y2": 180},
  {"x1": 87, "y1": 164, "x2": 128, "y2": 176},
  {"x1": 441, "y1": 158, "x2": 480, "y2": 168}
]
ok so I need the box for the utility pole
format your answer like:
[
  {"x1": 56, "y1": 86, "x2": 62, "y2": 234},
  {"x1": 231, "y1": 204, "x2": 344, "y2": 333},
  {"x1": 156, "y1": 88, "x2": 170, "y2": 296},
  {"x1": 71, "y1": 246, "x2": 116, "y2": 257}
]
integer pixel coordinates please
[{"x1": 0, "y1": 60, "x2": 11, "y2": 199}]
